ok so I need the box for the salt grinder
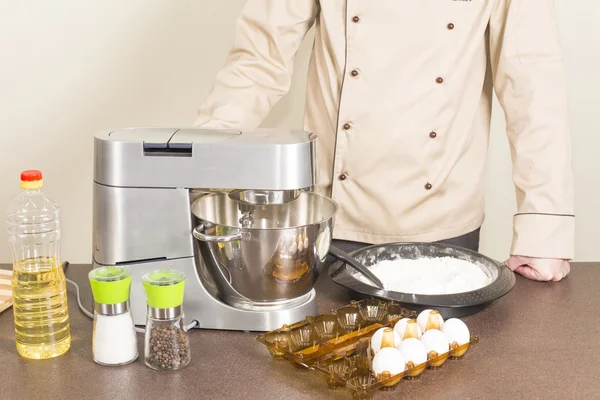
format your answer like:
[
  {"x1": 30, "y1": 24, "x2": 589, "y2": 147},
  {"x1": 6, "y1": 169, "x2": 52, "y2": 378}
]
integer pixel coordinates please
[
  {"x1": 142, "y1": 269, "x2": 191, "y2": 370},
  {"x1": 89, "y1": 266, "x2": 138, "y2": 366}
]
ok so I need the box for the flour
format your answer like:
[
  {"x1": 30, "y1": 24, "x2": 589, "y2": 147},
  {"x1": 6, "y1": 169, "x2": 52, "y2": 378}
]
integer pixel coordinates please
[{"x1": 354, "y1": 257, "x2": 492, "y2": 294}]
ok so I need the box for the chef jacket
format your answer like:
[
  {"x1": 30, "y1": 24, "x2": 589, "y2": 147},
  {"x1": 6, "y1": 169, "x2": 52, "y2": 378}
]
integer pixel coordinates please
[{"x1": 193, "y1": 0, "x2": 575, "y2": 259}]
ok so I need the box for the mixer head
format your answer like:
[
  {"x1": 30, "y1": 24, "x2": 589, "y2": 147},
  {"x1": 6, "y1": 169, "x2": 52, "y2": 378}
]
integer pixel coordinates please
[
  {"x1": 228, "y1": 189, "x2": 306, "y2": 228},
  {"x1": 228, "y1": 189, "x2": 302, "y2": 206}
]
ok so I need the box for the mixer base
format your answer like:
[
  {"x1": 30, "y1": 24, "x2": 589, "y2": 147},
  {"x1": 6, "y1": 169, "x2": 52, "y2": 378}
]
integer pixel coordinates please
[{"x1": 195, "y1": 290, "x2": 318, "y2": 332}]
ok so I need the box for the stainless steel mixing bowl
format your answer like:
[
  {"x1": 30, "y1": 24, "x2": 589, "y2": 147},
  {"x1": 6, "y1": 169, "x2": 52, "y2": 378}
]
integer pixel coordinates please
[{"x1": 191, "y1": 192, "x2": 338, "y2": 310}]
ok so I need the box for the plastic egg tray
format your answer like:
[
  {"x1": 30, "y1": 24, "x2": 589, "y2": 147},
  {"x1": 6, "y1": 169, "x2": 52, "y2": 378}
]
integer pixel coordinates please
[{"x1": 255, "y1": 299, "x2": 480, "y2": 399}]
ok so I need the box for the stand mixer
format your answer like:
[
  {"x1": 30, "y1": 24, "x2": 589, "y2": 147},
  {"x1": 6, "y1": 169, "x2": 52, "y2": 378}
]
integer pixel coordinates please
[{"x1": 92, "y1": 127, "x2": 337, "y2": 332}]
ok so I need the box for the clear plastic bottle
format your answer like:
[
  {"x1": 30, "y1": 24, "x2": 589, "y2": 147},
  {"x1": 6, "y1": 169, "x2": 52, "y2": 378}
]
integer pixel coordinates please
[
  {"x1": 6, "y1": 170, "x2": 71, "y2": 359},
  {"x1": 142, "y1": 269, "x2": 191, "y2": 370}
]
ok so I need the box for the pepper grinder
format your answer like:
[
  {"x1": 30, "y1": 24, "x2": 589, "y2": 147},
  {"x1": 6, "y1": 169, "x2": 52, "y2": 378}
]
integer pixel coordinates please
[
  {"x1": 89, "y1": 266, "x2": 138, "y2": 366},
  {"x1": 142, "y1": 269, "x2": 191, "y2": 370}
]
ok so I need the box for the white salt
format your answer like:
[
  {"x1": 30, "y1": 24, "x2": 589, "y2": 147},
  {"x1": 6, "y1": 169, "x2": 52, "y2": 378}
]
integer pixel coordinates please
[
  {"x1": 93, "y1": 311, "x2": 138, "y2": 366},
  {"x1": 355, "y1": 257, "x2": 492, "y2": 294}
]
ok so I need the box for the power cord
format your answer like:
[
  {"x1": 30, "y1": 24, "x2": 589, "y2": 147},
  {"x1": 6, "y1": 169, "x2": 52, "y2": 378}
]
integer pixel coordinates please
[{"x1": 62, "y1": 262, "x2": 198, "y2": 333}]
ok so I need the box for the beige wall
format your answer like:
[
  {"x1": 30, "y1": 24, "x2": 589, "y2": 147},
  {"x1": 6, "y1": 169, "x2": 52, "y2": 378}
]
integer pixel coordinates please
[{"x1": 0, "y1": 1, "x2": 598, "y2": 264}]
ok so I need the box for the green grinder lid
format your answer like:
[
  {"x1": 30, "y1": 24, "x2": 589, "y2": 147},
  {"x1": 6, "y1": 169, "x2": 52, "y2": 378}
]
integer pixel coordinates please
[
  {"x1": 88, "y1": 266, "x2": 132, "y2": 305},
  {"x1": 142, "y1": 269, "x2": 186, "y2": 309}
]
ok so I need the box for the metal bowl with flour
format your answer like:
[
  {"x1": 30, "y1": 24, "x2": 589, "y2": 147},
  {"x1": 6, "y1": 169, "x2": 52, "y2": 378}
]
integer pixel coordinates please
[{"x1": 328, "y1": 242, "x2": 516, "y2": 318}]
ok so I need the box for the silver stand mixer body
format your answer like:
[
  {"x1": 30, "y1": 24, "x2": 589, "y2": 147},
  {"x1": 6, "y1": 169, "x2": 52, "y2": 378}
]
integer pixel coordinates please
[{"x1": 92, "y1": 127, "x2": 323, "y2": 332}]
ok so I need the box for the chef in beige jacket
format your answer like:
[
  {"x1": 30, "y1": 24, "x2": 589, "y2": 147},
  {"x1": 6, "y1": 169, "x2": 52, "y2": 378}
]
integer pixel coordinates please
[{"x1": 194, "y1": 0, "x2": 574, "y2": 282}]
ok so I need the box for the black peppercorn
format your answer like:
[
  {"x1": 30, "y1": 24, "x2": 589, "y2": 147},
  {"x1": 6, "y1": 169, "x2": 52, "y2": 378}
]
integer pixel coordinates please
[{"x1": 145, "y1": 324, "x2": 190, "y2": 370}]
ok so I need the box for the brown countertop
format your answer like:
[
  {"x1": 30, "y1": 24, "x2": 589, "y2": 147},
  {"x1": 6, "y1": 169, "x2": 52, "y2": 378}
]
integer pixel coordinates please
[{"x1": 0, "y1": 262, "x2": 598, "y2": 400}]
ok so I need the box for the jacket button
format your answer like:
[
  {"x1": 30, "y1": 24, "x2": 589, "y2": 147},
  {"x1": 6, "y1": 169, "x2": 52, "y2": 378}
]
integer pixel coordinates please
[
  {"x1": 339, "y1": 174, "x2": 348, "y2": 181},
  {"x1": 352, "y1": 16, "x2": 360, "y2": 23},
  {"x1": 343, "y1": 123, "x2": 352, "y2": 130},
  {"x1": 436, "y1": 77, "x2": 444, "y2": 84},
  {"x1": 351, "y1": 70, "x2": 359, "y2": 77},
  {"x1": 429, "y1": 131, "x2": 437, "y2": 138},
  {"x1": 425, "y1": 182, "x2": 432, "y2": 190},
  {"x1": 447, "y1": 23, "x2": 455, "y2": 30}
]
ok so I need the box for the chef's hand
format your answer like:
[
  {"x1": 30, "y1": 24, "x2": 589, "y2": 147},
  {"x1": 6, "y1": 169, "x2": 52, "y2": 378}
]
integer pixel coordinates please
[{"x1": 504, "y1": 255, "x2": 570, "y2": 282}]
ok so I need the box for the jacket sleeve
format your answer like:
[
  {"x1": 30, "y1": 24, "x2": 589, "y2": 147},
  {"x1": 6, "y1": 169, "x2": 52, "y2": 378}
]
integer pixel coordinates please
[
  {"x1": 193, "y1": 0, "x2": 319, "y2": 128},
  {"x1": 489, "y1": 0, "x2": 575, "y2": 259}
]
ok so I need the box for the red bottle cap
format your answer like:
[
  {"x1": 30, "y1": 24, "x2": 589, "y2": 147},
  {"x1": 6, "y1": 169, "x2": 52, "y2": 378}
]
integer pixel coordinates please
[
  {"x1": 20, "y1": 170, "x2": 44, "y2": 189},
  {"x1": 20, "y1": 170, "x2": 43, "y2": 182}
]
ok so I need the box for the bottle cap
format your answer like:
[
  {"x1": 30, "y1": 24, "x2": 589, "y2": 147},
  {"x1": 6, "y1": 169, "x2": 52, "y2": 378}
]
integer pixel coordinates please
[
  {"x1": 89, "y1": 266, "x2": 132, "y2": 305},
  {"x1": 142, "y1": 269, "x2": 186, "y2": 309},
  {"x1": 20, "y1": 170, "x2": 43, "y2": 189}
]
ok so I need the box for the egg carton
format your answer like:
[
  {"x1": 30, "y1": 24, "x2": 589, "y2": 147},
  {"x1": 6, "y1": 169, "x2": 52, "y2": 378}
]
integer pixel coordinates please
[
  {"x1": 255, "y1": 299, "x2": 416, "y2": 367},
  {"x1": 312, "y1": 334, "x2": 479, "y2": 399},
  {"x1": 255, "y1": 299, "x2": 479, "y2": 399}
]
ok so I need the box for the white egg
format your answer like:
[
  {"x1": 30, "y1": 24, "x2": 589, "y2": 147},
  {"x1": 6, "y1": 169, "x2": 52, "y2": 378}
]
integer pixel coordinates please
[
  {"x1": 420, "y1": 329, "x2": 450, "y2": 356},
  {"x1": 417, "y1": 309, "x2": 444, "y2": 332},
  {"x1": 371, "y1": 328, "x2": 401, "y2": 353},
  {"x1": 298, "y1": 240, "x2": 304, "y2": 251},
  {"x1": 393, "y1": 318, "x2": 422, "y2": 340},
  {"x1": 398, "y1": 338, "x2": 428, "y2": 366},
  {"x1": 303, "y1": 237, "x2": 309, "y2": 250},
  {"x1": 372, "y1": 347, "x2": 406, "y2": 377},
  {"x1": 441, "y1": 318, "x2": 470, "y2": 346}
]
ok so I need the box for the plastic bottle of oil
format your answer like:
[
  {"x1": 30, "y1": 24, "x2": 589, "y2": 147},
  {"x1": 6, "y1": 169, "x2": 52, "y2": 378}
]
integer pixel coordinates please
[{"x1": 6, "y1": 170, "x2": 71, "y2": 359}]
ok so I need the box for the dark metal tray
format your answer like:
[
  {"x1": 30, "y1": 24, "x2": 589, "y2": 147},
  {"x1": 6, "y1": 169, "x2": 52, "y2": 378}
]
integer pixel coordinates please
[{"x1": 328, "y1": 242, "x2": 516, "y2": 318}]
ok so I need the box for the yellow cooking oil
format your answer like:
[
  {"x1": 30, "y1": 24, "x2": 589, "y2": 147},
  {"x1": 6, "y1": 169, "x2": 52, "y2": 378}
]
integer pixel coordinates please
[{"x1": 12, "y1": 256, "x2": 71, "y2": 359}]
